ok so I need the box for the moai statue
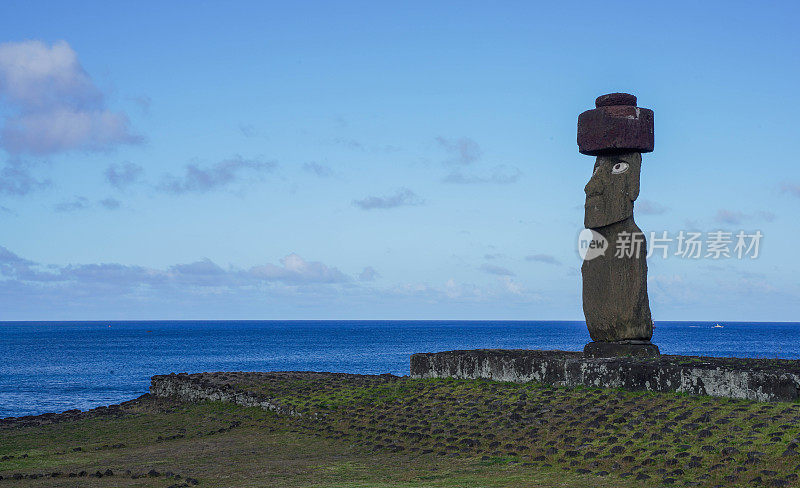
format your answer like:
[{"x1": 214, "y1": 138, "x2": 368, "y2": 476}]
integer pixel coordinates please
[{"x1": 577, "y1": 93, "x2": 659, "y2": 357}]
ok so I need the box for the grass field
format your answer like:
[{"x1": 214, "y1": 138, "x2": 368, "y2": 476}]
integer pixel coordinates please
[{"x1": 2, "y1": 373, "x2": 800, "y2": 487}]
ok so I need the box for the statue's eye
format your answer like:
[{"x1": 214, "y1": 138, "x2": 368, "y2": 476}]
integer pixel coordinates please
[{"x1": 611, "y1": 162, "x2": 629, "y2": 174}]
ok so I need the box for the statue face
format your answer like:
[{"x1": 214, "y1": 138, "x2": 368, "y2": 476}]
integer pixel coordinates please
[{"x1": 584, "y1": 152, "x2": 641, "y2": 228}]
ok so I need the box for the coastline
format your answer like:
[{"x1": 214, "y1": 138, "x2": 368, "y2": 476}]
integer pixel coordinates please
[{"x1": 5, "y1": 320, "x2": 800, "y2": 419}]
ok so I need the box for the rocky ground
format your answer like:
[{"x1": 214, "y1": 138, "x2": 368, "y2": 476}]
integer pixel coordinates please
[{"x1": 2, "y1": 372, "x2": 800, "y2": 487}]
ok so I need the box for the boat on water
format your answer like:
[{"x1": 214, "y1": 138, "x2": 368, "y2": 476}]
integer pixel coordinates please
[{"x1": 713, "y1": 323, "x2": 724, "y2": 328}]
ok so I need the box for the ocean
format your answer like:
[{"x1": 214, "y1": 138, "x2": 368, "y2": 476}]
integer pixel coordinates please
[{"x1": 1, "y1": 320, "x2": 798, "y2": 418}]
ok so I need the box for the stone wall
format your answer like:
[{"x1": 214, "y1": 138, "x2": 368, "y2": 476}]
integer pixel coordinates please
[
  {"x1": 149, "y1": 371, "x2": 397, "y2": 417},
  {"x1": 410, "y1": 349, "x2": 800, "y2": 402},
  {"x1": 150, "y1": 372, "x2": 304, "y2": 417}
]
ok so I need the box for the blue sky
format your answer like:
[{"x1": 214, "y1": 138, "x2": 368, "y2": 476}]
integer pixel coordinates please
[{"x1": 0, "y1": 1, "x2": 798, "y2": 321}]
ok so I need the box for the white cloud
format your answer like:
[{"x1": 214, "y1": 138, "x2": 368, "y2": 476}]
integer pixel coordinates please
[
  {"x1": 714, "y1": 209, "x2": 745, "y2": 225},
  {"x1": 168, "y1": 258, "x2": 232, "y2": 286},
  {"x1": 99, "y1": 198, "x2": 121, "y2": 210},
  {"x1": 436, "y1": 136, "x2": 482, "y2": 165},
  {"x1": 2, "y1": 107, "x2": 139, "y2": 154},
  {"x1": 53, "y1": 196, "x2": 90, "y2": 212},
  {"x1": 247, "y1": 253, "x2": 350, "y2": 284},
  {"x1": 352, "y1": 188, "x2": 423, "y2": 210},
  {"x1": 52, "y1": 196, "x2": 121, "y2": 212},
  {"x1": 636, "y1": 199, "x2": 669, "y2": 215},
  {"x1": 480, "y1": 263, "x2": 515, "y2": 276},
  {"x1": 303, "y1": 162, "x2": 333, "y2": 177},
  {"x1": 392, "y1": 276, "x2": 536, "y2": 303},
  {"x1": 158, "y1": 156, "x2": 276, "y2": 194},
  {"x1": 525, "y1": 254, "x2": 561, "y2": 266},
  {"x1": 105, "y1": 162, "x2": 143, "y2": 189},
  {"x1": 358, "y1": 266, "x2": 379, "y2": 281},
  {"x1": 238, "y1": 123, "x2": 258, "y2": 137},
  {"x1": 0, "y1": 160, "x2": 49, "y2": 195},
  {"x1": 781, "y1": 182, "x2": 800, "y2": 198},
  {"x1": 714, "y1": 209, "x2": 775, "y2": 225},
  {"x1": 0, "y1": 40, "x2": 140, "y2": 155},
  {"x1": 499, "y1": 276, "x2": 524, "y2": 295},
  {"x1": 444, "y1": 278, "x2": 483, "y2": 299},
  {"x1": 443, "y1": 165, "x2": 522, "y2": 185}
]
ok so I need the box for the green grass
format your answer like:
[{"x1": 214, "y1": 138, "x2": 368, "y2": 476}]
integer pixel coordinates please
[{"x1": 3, "y1": 374, "x2": 800, "y2": 487}]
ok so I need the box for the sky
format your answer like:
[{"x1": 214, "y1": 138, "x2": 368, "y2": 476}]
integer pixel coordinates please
[{"x1": 0, "y1": 1, "x2": 798, "y2": 321}]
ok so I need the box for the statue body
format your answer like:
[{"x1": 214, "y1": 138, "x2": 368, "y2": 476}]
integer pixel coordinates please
[
  {"x1": 581, "y1": 152, "x2": 655, "y2": 354},
  {"x1": 582, "y1": 218, "x2": 652, "y2": 342}
]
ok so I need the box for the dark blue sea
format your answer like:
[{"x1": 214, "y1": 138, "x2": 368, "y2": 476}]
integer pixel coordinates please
[{"x1": 1, "y1": 320, "x2": 799, "y2": 418}]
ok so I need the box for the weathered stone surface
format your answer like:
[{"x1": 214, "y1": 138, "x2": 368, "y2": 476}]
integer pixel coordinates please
[
  {"x1": 149, "y1": 371, "x2": 403, "y2": 419},
  {"x1": 150, "y1": 372, "x2": 305, "y2": 417},
  {"x1": 584, "y1": 152, "x2": 641, "y2": 228},
  {"x1": 410, "y1": 349, "x2": 800, "y2": 402},
  {"x1": 582, "y1": 217, "x2": 653, "y2": 342},
  {"x1": 577, "y1": 96, "x2": 654, "y2": 155},
  {"x1": 582, "y1": 150, "x2": 652, "y2": 342},
  {"x1": 595, "y1": 92, "x2": 637, "y2": 107},
  {"x1": 584, "y1": 340, "x2": 659, "y2": 357}
]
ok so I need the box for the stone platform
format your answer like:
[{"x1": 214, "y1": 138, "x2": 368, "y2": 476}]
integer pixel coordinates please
[{"x1": 410, "y1": 349, "x2": 800, "y2": 402}]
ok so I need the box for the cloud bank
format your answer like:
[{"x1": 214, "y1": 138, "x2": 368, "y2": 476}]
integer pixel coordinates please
[
  {"x1": 0, "y1": 246, "x2": 546, "y2": 319},
  {"x1": 0, "y1": 247, "x2": 350, "y2": 291}
]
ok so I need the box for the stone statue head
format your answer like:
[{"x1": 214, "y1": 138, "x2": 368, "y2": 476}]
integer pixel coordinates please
[{"x1": 584, "y1": 151, "x2": 641, "y2": 228}]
